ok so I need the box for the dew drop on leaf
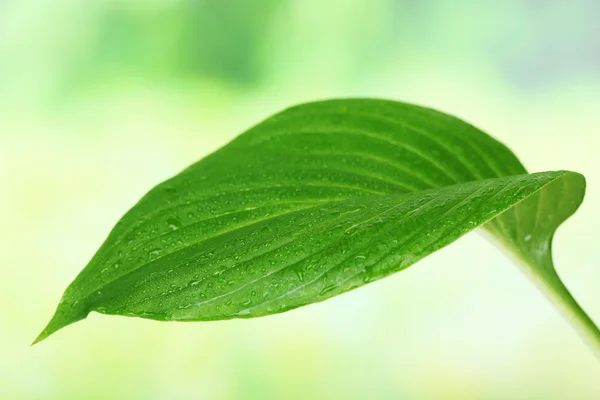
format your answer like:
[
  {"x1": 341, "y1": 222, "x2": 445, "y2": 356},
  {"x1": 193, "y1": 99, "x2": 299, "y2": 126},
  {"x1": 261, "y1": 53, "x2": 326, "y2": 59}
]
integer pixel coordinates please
[
  {"x1": 320, "y1": 285, "x2": 337, "y2": 296},
  {"x1": 166, "y1": 218, "x2": 182, "y2": 231},
  {"x1": 148, "y1": 249, "x2": 162, "y2": 259}
]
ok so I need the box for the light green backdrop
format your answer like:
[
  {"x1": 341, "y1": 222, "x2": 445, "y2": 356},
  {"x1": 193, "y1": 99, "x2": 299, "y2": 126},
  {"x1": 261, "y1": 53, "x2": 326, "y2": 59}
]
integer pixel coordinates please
[{"x1": 1, "y1": 1, "x2": 599, "y2": 399}]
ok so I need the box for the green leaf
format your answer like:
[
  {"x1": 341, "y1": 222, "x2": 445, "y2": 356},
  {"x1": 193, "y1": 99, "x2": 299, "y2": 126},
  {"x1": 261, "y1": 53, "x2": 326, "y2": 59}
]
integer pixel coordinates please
[{"x1": 35, "y1": 99, "x2": 599, "y2": 356}]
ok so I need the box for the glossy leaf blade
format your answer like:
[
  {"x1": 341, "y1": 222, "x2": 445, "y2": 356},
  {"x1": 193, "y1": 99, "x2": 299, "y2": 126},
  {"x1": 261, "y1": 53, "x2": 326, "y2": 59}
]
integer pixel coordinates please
[{"x1": 35, "y1": 99, "x2": 598, "y2": 355}]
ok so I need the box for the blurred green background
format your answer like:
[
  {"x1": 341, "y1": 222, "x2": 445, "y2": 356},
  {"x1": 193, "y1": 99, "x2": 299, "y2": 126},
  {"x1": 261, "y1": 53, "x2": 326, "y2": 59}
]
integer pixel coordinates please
[{"x1": 2, "y1": 0, "x2": 600, "y2": 399}]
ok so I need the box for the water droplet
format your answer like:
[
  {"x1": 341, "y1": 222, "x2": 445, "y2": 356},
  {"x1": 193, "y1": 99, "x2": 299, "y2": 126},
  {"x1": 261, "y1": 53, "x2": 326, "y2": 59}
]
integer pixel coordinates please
[
  {"x1": 320, "y1": 284, "x2": 337, "y2": 295},
  {"x1": 524, "y1": 234, "x2": 532, "y2": 242},
  {"x1": 166, "y1": 218, "x2": 182, "y2": 231},
  {"x1": 148, "y1": 249, "x2": 162, "y2": 259}
]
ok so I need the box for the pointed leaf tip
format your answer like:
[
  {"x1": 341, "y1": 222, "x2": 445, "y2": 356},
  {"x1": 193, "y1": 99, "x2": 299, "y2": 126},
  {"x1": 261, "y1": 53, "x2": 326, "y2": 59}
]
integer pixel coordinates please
[
  {"x1": 33, "y1": 300, "x2": 88, "y2": 345},
  {"x1": 31, "y1": 332, "x2": 46, "y2": 346}
]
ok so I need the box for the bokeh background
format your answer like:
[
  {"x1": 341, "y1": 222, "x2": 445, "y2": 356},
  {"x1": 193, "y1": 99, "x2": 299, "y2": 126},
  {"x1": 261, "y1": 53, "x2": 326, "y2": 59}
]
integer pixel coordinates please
[{"x1": 2, "y1": 1, "x2": 600, "y2": 399}]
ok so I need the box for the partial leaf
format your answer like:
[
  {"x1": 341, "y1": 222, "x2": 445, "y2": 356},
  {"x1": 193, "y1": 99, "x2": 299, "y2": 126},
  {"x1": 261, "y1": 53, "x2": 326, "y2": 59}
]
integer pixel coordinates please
[{"x1": 35, "y1": 99, "x2": 599, "y2": 356}]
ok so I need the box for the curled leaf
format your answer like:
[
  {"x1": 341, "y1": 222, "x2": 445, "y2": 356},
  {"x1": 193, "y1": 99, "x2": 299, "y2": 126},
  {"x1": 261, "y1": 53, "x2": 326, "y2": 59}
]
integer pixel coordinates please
[{"x1": 35, "y1": 99, "x2": 599, "y2": 356}]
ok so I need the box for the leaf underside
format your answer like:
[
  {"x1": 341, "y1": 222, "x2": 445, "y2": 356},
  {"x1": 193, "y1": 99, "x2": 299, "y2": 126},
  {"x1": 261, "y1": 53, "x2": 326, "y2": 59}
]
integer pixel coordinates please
[{"x1": 35, "y1": 99, "x2": 598, "y2": 351}]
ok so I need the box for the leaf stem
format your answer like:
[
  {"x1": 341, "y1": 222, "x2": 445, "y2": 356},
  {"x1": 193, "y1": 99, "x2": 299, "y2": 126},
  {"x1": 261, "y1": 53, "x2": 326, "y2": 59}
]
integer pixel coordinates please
[
  {"x1": 482, "y1": 228, "x2": 600, "y2": 360},
  {"x1": 524, "y1": 265, "x2": 600, "y2": 361}
]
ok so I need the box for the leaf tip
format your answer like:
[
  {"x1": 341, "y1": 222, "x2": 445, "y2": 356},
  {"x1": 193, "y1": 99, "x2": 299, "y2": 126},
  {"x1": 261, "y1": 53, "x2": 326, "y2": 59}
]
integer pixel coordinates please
[
  {"x1": 33, "y1": 299, "x2": 88, "y2": 345},
  {"x1": 31, "y1": 332, "x2": 46, "y2": 347}
]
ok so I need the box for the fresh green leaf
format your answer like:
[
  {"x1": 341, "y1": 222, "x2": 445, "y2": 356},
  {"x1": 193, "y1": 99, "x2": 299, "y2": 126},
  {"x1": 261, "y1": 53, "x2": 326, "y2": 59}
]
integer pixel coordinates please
[{"x1": 35, "y1": 99, "x2": 599, "y2": 356}]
